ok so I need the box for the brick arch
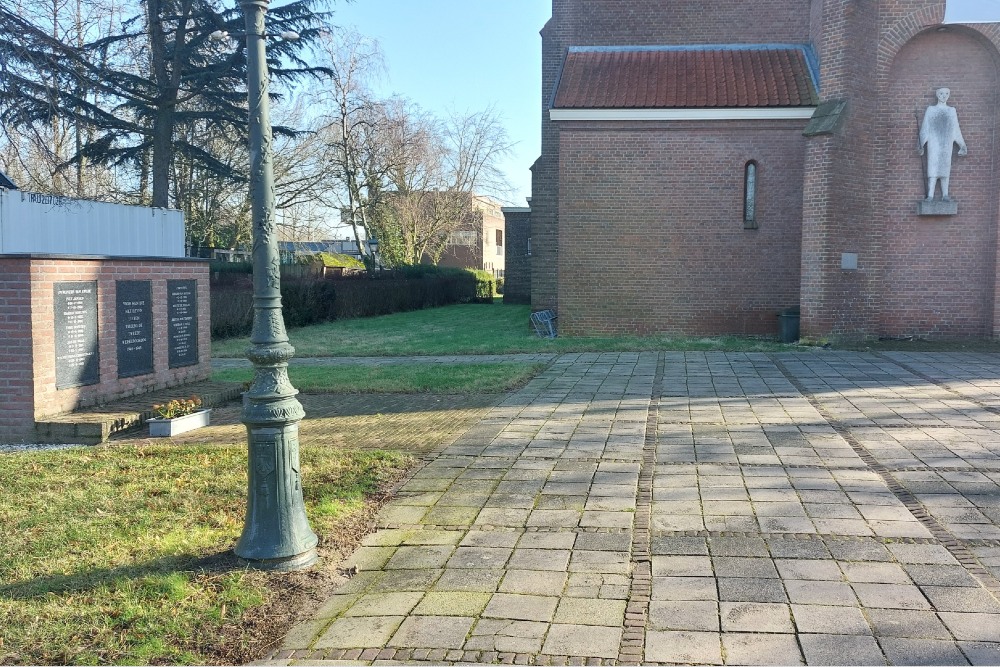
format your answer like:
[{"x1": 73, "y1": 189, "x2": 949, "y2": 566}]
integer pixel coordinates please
[
  {"x1": 879, "y1": 7, "x2": 1000, "y2": 91},
  {"x1": 873, "y1": 20, "x2": 1000, "y2": 337}
]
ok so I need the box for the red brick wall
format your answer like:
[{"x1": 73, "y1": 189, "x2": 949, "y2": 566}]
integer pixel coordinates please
[
  {"x1": 0, "y1": 258, "x2": 35, "y2": 437},
  {"x1": 0, "y1": 257, "x2": 211, "y2": 439},
  {"x1": 557, "y1": 121, "x2": 805, "y2": 335},
  {"x1": 535, "y1": 0, "x2": 817, "y2": 326}
]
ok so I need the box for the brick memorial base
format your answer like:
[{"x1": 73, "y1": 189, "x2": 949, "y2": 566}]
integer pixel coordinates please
[{"x1": 0, "y1": 255, "x2": 211, "y2": 441}]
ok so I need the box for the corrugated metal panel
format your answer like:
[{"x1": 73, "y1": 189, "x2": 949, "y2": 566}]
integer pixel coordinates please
[{"x1": 0, "y1": 190, "x2": 184, "y2": 257}]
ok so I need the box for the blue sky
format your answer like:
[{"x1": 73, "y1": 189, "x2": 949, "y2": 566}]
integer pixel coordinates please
[
  {"x1": 328, "y1": 0, "x2": 551, "y2": 205},
  {"x1": 946, "y1": 0, "x2": 1000, "y2": 22},
  {"x1": 323, "y1": 0, "x2": 1000, "y2": 205}
]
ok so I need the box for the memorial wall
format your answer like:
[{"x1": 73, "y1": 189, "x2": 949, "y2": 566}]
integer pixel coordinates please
[{"x1": 0, "y1": 256, "x2": 211, "y2": 440}]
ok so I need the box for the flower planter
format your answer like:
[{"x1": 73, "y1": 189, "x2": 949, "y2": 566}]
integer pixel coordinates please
[{"x1": 148, "y1": 409, "x2": 212, "y2": 437}]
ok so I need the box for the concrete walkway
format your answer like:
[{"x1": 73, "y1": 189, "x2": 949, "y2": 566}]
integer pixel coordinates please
[{"x1": 269, "y1": 351, "x2": 1000, "y2": 665}]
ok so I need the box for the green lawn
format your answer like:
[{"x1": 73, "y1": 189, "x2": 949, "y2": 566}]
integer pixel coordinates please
[
  {"x1": 0, "y1": 444, "x2": 414, "y2": 665},
  {"x1": 212, "y1": 362, "x2": 546, "y2": 394},
  {"x1": 212, "y1": 303, "x2": 793, "y2": 357}
]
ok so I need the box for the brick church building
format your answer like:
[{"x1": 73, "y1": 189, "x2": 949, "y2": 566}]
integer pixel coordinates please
[{"x1": 516, "y1": 0, "x2": 1000, "y2": 340}]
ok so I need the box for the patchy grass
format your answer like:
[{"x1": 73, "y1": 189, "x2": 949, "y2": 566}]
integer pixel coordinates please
[
  {"x1": 212, "y1": 362, "x2": 547, "y2": 394},
  {"x1": 211, "y1": 303, "x2": 794, "y2": 357},
  {"x1": 0, "y1": 443, "x2": 415, "y2": 665}
]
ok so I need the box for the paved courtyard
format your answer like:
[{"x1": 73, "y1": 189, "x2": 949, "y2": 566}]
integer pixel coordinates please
[{"x1": 270, "y1": 351, "x2": 1000, "y2": 665}]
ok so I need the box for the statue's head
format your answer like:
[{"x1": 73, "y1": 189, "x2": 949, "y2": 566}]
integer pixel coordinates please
[{"x1": 936, "y1": 87, "x2": 951, "y2": 103}]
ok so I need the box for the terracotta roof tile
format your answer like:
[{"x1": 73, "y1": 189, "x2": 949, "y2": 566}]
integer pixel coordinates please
[{"x1": 553, "y1": 46, "x2": 818, "y2": 109}]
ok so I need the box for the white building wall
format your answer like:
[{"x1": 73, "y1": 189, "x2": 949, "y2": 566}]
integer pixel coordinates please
[{"x1": 0, "y1": 190, "x2": 184, "y2": 258}]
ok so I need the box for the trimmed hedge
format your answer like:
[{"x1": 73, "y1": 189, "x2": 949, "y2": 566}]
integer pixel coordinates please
[
  {"x1": 210, "y1": 268, "x2": 479, "y2": 339},
  {"x1": 469, "y1": 270, "x2": 495, "y2": 303}
]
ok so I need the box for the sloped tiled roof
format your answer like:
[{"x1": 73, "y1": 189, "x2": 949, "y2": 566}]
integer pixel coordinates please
[{"x1": 553, "y1": 45, "x2": 819, "y2": 110}]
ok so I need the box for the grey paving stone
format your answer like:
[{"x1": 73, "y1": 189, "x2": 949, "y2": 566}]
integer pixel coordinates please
[
  {"x1": 402, "y1": 529, "x2": 465, "y2": 546},
  {"x1": 825, "y1": 538, "x2": 893, "y2": 562},
  {"x1": 344, "y1": 592, "x2": 424, "y2": 617},
  {"x1": 651, "y1": 535, "x2": 710, "y2": 555},
  {"x1": 482, "y1": 593, "x2": 558, "y2": 622},
  {"x1": 315, "y1": 615, "x2": 405, "y2": 649},
  {"x1": 866, "y1": 608, "x2": 952, "y2": 639},
  {"x1": 878, "y1": 638, "x2": 970, "y2": 666},
  {"x1": 652, "y1": 576, "x2": 720, "y2": 601},
  {"x1": 652, "y1": 555, "x2": 714, "y2": 577},
  {"x1": 458, "y1": 531, "x2": 520, "y2": 549},
  {"x1": 568, "y1": 550, "x2": 630, "y2": 574},
  {"x1": 412, "y1": 592, "x2": 490, "y2": 616},
  {"x1": 852, "y1": 583, "x2": 931, "y2": 610},
  {"x1": 718, "y1": 577, "x2": 788, "y2": 603},
  {"x1": 474, "y1": 508, "x2": 531, "y2": 527},
  {"x1": 645, "y1": 630, "x2": 723, "y2": 665},
  {"x1": 432, "y1": 568, "x2": 504, "y2": 593},
  {"x1": 840, "y1": 561, "x2": 910, "y2": 584},
  {"x1": 516, "y1": 532, "x2": 576, "y2": 549},
  {"x1": 464, "y1": 619, "x2": 547, "y2": 653},
  {"x1": 649, "y1": 600, "x2": 719, "y2": 631},
  {"x1": 526, "y1": 509, "x2": 581, "y2": 528},
  {"x1": 387, "y1": 615, "x2": 476, "y2": 649},
  {"x1": 384, "y1": 545, "x2": 455, "y2": 570},
  {"x1": 767, "y1": 538, "x2": 832, "y2": 560},
  {"x1": 507, "y1": 548, "x2": 571, "y2": 571},
  {"x1": 939, "y1": 613, "x2": 1000, "y2": 642},
  {"x1": 708, "y1": 537, "x2": 770, "y2": 557},
  {"x1": 791, "y1": 604, "x2": 871, "y2": 635},
  {"x1": 775, "y1": 558, "x2": 843, "y2": 581},
  {"x1": 499, "y1": 569, "x2": 568, "y2": 596},
  {"x1": 721, "y1": 633, "x2": 805, "y2": 666},
  {"x1": 785, "y1": 580, "x2": 859, "y2": 607},
  {"x1": 798, "y1": 634, "x2": 887, "y2": 666},
  {"x1": 921, "y1": 586, "x2": 1000, "y2": 613},
  {"x1": 311, "y1": 594, "x2": 360, "y2": 620},
  {"x1": 343, "y1": 546, "x2": 397, "y2": 571},
  {"x1": 904, "y1": 564, "x2": 981, "y2": 587},
  {"x1": 886, "y1": 543, "x2": 958, "y2": 565},
  {"x1": 541, "y1": 624, "x2": 623, "y2": 659},
  {"x1": 573, "y1": 532, "x2": 632, "y2": 552},
  {"x1": 421, "y1": 505, "x2": 481, "y2": 526},
  {"x1": 446, "y1": 547, "x2": 513, "y2": 569},
  {"x1": 553, "y1": 598, "x2": 626, "y2": 626},
  {"x1": 370, "y1": 569, "x2": 443, "y2": 593},
  {"x1": 720, "y1": 602, "x2": 794, "y2": 633},
  {"x1": 713, "y1": 556, "x2": 780, "y2": 578},
  {"x1": 958, "y1": 641, "x2": 1000, "y2": 665}
]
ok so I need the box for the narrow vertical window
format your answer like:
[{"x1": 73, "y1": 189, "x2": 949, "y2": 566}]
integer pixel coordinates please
[{"x1": 744, "y1": 161, "x2": 758, "y2": 230}]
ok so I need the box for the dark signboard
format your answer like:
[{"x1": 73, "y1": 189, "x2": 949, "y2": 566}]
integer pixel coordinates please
[
  {"x1": 167, "y1": 280, "x2": 198, "y2": 368},
  {"x1": 54, "y1": 281, "x2": 99, "y2": 389},
  {"x1": 116, "y1": 280, "x2": 153, "y2": 378}
]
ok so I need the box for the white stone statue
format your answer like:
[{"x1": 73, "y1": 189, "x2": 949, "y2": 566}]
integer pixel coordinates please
[{"x1": 919, "y1": 87, "x2": 967, "y2": 201}]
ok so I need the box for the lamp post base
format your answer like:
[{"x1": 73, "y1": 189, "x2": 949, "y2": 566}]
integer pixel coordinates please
[{"x1": 238, "y1": 548, "x2": 318, "y2": 572}]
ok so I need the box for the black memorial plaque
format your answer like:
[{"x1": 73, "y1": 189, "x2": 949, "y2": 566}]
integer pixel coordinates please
[
  {"x1": 54, "y1": 281, "x2": 99, "y2": 389},
  {"x1": 167, "y1": 280, "x2": 198, "y2": 368},
  {"x1": 116, "y1": 280, "x2": 153, "y2": 378}
]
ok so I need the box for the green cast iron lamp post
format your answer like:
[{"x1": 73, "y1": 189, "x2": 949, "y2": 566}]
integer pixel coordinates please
[{"x1": 231, "y1": 0, "x2": 317, "y2": 570}]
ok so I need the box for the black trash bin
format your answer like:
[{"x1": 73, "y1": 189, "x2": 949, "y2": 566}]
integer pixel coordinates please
[{"x1": 777, "y1": 308, "x2": 800, "y2": 343}]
